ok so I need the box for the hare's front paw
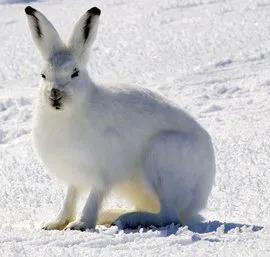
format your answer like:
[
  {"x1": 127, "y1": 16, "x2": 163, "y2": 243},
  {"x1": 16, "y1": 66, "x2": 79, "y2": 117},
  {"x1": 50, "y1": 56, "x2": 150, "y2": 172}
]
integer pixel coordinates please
[
  {"x1": 42, "y1": 218, "x2": 72, "y2": 230},
  {"x1": 64, "y1": 220, "x2": 96, "y2": 232}
]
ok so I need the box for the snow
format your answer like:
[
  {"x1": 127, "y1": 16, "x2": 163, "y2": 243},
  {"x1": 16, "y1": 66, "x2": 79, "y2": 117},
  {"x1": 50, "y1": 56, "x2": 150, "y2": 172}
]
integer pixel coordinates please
[{"x1": 0, "y1": 0, "x2": 269, "y2": 256}]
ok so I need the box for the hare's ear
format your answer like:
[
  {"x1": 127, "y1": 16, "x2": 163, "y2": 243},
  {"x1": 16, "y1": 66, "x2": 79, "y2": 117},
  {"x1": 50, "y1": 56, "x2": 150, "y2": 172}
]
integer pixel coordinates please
[
  {"x1": 68, "y1": 7, "x2": 101, "y2": 64},
  {"x1": 25, "y1": 6, "x2": 64, "y2": 60}
]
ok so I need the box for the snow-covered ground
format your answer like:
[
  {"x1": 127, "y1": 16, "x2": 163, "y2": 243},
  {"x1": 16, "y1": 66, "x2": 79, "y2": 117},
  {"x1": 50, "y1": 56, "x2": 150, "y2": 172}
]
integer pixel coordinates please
[{"x1": 0, "y1": 0, "x2": 269, "y2": 256}]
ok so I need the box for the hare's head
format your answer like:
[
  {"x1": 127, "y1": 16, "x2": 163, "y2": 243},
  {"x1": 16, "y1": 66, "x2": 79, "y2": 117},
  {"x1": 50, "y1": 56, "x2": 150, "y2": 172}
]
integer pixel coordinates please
[{"x1": 25, "y1": 6, "x2": 100, "y2": 110}]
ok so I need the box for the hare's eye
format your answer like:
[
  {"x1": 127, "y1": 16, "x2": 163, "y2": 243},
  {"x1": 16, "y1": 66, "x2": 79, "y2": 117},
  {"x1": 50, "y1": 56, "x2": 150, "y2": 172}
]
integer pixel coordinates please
[
  {"x1": 71, "y1": 70, "x2": 79, "y2": 79},
  {"x1": 41, "y1": 73, "x2": 46, "y2": 79}
]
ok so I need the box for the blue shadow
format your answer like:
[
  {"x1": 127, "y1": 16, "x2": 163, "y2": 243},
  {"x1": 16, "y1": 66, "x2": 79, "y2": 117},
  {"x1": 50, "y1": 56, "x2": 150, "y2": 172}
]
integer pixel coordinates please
[
  {"x1": 119, "y1": 220, "x2": 263, "y2": 237},
  {"x1": 188, "y1": 220, "x2": 263, "y2": 234}
]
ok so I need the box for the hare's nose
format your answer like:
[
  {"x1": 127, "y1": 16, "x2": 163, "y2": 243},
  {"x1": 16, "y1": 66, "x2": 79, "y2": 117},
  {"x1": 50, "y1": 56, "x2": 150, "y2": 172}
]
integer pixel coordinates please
[{"x1": 50, "y1": 88, "x2": 63, "y2": 100}]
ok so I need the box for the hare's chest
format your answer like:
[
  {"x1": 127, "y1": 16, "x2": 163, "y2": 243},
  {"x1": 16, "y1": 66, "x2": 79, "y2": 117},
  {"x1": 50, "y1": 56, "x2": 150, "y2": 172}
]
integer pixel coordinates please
[
  {"x1": 32, "y1": 107, "x2": 139, "y2": 186},
  {"x1": 32, "y1": 111, "x2": 102, "y2": 183}
]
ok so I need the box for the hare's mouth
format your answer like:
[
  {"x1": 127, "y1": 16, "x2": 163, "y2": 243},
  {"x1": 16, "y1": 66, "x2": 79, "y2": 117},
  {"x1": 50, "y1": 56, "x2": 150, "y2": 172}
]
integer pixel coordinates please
[{"x1": 49, "y1": 97, "x2": 63, "y2": 110}]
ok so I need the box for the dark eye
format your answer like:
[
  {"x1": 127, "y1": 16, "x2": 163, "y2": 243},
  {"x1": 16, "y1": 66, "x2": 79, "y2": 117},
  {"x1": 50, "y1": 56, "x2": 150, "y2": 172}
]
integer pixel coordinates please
[
  {"x1": 71, "y1": 70, "x2": 79, "y2": 79},
  {"x1": 41, "y1": 73, "x2": 46, "y2": 79}
]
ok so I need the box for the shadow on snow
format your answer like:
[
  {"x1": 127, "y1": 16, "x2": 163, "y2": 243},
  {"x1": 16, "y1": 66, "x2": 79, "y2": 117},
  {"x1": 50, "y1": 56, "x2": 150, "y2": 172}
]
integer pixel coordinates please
[
  {"x1": 188, "y1": 220, "x2": 263, "y2": 234},
  {"x1": 119, "y1": 220, "x2": 263, "y2": 238}
]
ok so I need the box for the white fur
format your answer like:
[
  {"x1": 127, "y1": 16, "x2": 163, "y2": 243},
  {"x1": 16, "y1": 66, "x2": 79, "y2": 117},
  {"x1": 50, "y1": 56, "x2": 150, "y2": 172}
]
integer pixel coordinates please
[{"x1": 26, "y1": 6, "x2": 215, "y2": 230}]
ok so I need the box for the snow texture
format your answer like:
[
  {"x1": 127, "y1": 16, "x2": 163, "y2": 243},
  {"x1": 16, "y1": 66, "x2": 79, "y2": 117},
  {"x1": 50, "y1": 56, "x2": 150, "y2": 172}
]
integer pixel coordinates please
[{"x1": 0, "y1": 0, "x2": 269, "y2": 256}]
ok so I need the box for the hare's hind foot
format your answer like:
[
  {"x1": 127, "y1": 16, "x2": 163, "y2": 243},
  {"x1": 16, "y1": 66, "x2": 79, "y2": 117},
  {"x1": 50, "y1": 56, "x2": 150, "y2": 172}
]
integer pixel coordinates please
[{"x1": 114, "y1": 210, "x2": 180, "y2": 230}]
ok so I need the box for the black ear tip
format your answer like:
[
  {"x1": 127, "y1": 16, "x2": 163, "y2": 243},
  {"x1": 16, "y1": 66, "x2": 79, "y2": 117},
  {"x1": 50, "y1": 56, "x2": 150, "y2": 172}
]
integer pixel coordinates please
[
  {"x1": 88, "y1": 7, "x2": 101, "y2": 16},
  {"x1": 25, "y1": 6, "x2": 37, "y2": 15}
]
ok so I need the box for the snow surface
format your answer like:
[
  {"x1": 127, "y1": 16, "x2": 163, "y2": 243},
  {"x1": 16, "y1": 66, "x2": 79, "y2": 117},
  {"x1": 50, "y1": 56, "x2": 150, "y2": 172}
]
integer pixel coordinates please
[{"x1": 0, "y1": 0, "x2": 269, "y2": 256}]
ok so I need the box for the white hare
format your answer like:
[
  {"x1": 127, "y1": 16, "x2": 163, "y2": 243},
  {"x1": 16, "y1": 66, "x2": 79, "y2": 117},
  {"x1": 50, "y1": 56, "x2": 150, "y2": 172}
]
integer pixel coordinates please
[{"x1": 25, "y1": 6, "x2": 215, "y2": 231}]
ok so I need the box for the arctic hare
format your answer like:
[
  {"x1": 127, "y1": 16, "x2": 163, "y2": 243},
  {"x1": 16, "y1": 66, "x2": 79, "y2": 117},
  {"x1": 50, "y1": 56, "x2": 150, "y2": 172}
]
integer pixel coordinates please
[{"x1": 25, "y1": 6, "x2": 215, "y2": 231}]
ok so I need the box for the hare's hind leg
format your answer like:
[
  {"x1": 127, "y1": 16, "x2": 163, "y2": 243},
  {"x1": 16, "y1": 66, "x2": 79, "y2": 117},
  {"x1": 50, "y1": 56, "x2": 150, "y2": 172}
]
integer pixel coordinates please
[
  {"x1": 143, "y1": 131, "x2": 214, "y2": 225},
  {"x1": 114, "y1": 131, "x2": 208, "y2": 229},
  {"x1": 117, "y1": 132, "x2": 192, "y2": 228}
]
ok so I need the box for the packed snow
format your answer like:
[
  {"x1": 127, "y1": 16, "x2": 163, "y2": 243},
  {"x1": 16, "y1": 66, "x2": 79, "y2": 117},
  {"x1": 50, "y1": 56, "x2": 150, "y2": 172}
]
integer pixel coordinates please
[{"x1": 0, "y1": 0, "x2": 269, "y2": 256}]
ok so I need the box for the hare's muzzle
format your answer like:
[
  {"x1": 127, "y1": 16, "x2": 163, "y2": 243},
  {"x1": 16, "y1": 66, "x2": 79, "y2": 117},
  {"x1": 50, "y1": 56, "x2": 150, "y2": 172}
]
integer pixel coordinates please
[{"x1": 49, "y1": 88, "x2": 64, "y2": 110}]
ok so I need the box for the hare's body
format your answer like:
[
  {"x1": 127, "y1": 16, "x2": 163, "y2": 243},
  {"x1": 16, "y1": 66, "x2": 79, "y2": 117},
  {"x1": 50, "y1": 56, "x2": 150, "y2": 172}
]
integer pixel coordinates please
[
  {"x1": 33, "y1": 79, "x2": 215, "y2": 226},
  {"x1": 26, "y1": 6, "x2": 215, "y2": 231}
]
